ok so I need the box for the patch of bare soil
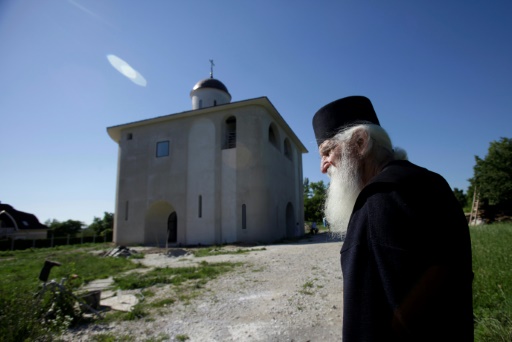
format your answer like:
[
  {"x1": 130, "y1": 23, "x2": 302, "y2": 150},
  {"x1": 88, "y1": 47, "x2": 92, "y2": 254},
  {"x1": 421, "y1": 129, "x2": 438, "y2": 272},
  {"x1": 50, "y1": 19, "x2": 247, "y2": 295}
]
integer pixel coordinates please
[{"x1": 64, "y1": 233, "x2": 344, "y2": 341}]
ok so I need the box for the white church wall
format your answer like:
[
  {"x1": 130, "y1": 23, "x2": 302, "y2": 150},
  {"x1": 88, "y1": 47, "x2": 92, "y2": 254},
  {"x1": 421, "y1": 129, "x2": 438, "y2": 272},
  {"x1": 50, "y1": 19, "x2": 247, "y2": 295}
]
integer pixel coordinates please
[
  {"x1": 221, "y1": 148, "x2": 237, "y2": 242},
  {"x1": 186, "y1": 119, "x2": 216, "y2": 245},
  {"x1": 114, "y1": 131, "x2": 148, "y2": 245},
  {"x1": 260, "y1": 111, "x2": 301, "y2": 240},
  {"x1": 235, "y1": 105, "x2": 288, "y2": 243}
]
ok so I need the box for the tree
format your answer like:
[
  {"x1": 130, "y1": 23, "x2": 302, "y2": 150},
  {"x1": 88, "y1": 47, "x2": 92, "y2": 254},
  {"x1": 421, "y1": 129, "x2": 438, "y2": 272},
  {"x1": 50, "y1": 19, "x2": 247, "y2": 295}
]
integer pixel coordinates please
[
  {"x1": 88, "y1": 212, "x2": 114, "y2": 236},
  {"x1": 46, "y1": 219, "x2": 84, "y2": 237},
  {"x1": 469, "y1": 137, "x2": 512, "y2": 220},
  {"x1": 303, "y1": 179, "x2": 327, "y2": 223},
  {"x1": 453, "y1": 188, "x2": 468, "y2": 210}
]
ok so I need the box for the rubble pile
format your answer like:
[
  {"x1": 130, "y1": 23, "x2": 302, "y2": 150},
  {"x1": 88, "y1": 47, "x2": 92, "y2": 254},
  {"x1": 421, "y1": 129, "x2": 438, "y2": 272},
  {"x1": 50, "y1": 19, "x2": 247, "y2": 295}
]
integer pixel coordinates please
[
  {"x1": 104, "y1": 245, "x2": 139, "y2": 258},
  {"x1": 166, "y1": 248, "x2": 190, "y2": 258}
]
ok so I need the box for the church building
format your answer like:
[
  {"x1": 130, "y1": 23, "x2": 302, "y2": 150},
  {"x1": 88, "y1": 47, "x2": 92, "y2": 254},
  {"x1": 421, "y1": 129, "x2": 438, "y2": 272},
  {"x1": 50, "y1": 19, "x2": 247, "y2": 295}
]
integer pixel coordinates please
[{"x1": 107, "y1": 72, "x2": 307, "y2": 246}]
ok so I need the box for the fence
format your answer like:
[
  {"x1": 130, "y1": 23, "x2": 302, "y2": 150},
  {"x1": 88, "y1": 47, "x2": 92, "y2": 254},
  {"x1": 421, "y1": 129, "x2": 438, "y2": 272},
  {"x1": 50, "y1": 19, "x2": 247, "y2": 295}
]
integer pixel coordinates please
[{"x1": 0, "y1": 232, "x2": 113, "y2": 251}]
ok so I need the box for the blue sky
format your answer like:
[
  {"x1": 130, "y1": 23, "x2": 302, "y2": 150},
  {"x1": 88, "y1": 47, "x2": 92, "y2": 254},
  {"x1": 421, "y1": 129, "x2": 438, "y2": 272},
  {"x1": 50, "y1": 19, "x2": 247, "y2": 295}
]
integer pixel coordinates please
[{"x1": 1, "y1": 0, "x2": 511, "y2": 225}]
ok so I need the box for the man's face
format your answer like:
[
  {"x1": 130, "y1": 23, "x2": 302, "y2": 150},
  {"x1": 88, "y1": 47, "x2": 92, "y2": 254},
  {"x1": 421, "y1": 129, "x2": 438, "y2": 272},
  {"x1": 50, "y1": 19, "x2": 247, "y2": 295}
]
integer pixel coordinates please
[
  {"x1": 320, "y1": 137, "x2": 363, "y2": 237},
  {"x1": 319, "y1": 140, "x2": 341, "y2": 174}
]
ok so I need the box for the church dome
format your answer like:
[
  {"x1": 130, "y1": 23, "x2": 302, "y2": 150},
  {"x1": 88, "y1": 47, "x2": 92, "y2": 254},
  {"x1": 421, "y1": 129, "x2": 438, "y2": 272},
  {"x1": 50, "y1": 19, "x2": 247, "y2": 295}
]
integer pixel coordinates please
[
  {"x1": 190, "y1": 76, "x2": 232, "y2": 110},
  {"x1": 192, "y1": 77, "x2": 230, "y2": 95}
]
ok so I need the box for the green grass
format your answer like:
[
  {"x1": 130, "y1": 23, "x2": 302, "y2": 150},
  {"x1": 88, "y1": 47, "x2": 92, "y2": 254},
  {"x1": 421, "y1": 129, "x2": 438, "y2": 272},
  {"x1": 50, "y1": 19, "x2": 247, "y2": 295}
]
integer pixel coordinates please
[
  {"x1": 113, "y1": 260, "x2": 241, "y2": 289},
  {"x1": 0, "y1": 243, "x2": 140, "y2": 292},
  {"x1": 471, "y1": 222, "x2": 512, "y2": 341},
  {"x1": 91, "y1": 333, "x2": 136, "y2": 342},
  {"x1": 0, "y1": 244, "x2": 243, "y2": 341},
  {"x1": 1, "y1": 224, "x2": 511, "y2": 341},
  {"x1": 0, "y1": 243, "x2": 141, "y2": 342}
]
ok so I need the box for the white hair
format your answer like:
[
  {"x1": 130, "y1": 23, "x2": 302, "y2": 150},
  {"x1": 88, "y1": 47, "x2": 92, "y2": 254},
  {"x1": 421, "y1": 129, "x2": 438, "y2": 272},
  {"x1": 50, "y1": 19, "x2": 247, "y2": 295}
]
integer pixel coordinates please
[
  {"x1": 334, "y1": 124, "x2": 407, "y2": 178},
  {"x1": 323, "y1": 124, "x2": 407, "y2": 237}
]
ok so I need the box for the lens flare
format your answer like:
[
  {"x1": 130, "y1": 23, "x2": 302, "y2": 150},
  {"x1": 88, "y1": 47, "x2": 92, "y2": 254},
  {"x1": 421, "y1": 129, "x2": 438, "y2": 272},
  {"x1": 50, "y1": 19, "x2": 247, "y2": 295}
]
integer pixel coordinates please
[{"x1": 107, "y1": 54, "x2": 147, "y2": 87}]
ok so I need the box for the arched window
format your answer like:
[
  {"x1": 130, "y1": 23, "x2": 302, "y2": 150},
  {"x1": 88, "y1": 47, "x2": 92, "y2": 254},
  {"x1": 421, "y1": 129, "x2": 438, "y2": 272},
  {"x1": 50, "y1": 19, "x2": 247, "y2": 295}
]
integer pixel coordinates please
[
  {"x1": 125, "y1": 201, "x2": 129, "y2": 221},
  {"x1": 167, "y1": 212, "x2": 177, "y2": 243},
  {"x1": 223, "y1": 116, "x2": 236, "y2": 149},
  {"x1": 284, "y1": 138, "x2": 292, "y2": 160},
  {"x1": 198, "y1": 195, "x2": 202, "y2": 218},
  {"x1": 242, "y1": 204, "x2": 247, "y2": 229},
  {"x1": 268, "y1": 123, "x2": 279, "y2": 150}
]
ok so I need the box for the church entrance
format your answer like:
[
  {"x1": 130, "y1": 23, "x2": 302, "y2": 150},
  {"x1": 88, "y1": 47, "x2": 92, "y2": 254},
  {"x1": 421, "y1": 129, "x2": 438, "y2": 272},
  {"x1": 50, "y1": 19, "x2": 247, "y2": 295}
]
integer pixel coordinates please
[
  {"x1": 285, "y1": 202, "x2": 295, "y2": 237},
  {"x1": 167, "y1": 212, "x2": 177, "y2": 243}
]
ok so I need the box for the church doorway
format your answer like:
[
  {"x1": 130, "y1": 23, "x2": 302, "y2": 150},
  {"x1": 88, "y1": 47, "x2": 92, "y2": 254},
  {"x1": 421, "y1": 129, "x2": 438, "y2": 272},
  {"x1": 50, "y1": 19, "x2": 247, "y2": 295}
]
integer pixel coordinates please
[
  {"x1": 167, "y1": 212, "x2": 177, "y2": 243},
  {"x1": 285, "y1": 202, "x2": 295, "y2": 237},
  {"x1": 145, "y1": 201, "x2": 175, "y2": 246}
]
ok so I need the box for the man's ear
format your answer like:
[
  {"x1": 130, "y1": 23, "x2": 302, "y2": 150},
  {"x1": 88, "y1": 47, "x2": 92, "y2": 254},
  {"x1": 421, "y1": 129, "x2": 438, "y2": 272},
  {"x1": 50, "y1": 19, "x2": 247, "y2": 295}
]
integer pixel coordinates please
[{"x1": 350, "y1": 127, "x2": 370, "y2": 158}]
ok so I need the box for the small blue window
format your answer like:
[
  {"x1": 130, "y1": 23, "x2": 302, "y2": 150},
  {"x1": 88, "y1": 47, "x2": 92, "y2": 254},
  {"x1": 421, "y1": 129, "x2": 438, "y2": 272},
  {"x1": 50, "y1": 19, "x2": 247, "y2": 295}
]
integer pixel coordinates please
[{"x1": 156, "y1": 141, "x2": 169, "y2": 157}]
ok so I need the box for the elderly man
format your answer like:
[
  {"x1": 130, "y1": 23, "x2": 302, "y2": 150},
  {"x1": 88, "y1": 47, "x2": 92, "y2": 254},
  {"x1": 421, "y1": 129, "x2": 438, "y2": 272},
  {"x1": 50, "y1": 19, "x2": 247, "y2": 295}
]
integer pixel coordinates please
[{"x1": 313, "y1": 96, "x2": 473, "y2": 341}]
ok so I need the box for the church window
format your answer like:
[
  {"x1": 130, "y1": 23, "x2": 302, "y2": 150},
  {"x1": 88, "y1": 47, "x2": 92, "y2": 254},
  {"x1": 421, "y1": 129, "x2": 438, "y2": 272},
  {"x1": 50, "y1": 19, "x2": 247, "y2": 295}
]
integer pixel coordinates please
[
  {"x1": 214, "y1": 100, "x2": 217, "y2": 106},
  {"x1": 125, "y1": 201, "x2": 129, "y2": 221},
  {"x1": 223, "y1": 116, "x2": 236, "y2": 149},
  {"x1": 199, "y1": 99, "x2": 203, "y2": 109},
  {"x1": 198, "y1": 195, "x2": 202, "y2": 218},
  {"x1": 127, "y1": 133, "x2": 133, "y2": 140},
  {"x1": 156, "y1": 141, "x2": 169, "y2": 157},
  {"x1": 268, "y1": 123, "x2": 279, "y2": 150},
  {"x1": 242, "y1": 204, "x2": 247, "y2": 229},
  {"x1": 284, "y1": 138, "x2": 292, "y2": 160}
]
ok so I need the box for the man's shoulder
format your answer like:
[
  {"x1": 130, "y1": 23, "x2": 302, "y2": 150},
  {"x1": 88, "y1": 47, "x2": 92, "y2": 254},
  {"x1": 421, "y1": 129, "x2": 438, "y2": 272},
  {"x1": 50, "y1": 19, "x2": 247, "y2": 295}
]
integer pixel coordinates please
[
  {"x1": 359, "y1": 160, "x2": 450, "y2": 200},
  {"x1": 371, "y1": 160, "x2": 446, "y2": 186}
]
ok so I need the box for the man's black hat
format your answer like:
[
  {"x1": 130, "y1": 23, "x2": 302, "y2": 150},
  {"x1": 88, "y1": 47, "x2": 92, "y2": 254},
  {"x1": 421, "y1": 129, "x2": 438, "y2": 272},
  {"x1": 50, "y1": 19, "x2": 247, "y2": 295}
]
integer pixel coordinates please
[{"x1": 312, "y1": 96, "x2": 380, "y2": 146}]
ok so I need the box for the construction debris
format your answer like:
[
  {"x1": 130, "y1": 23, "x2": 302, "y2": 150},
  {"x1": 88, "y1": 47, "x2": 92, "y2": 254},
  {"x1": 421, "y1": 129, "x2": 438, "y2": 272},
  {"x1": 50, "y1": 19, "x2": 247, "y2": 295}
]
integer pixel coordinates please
[
  {"x1": 105, "y1": 245, "x2": 139, "y2": 258},
  {"x1": 167, "y1": 248, "x2": 190, "y2": 258}
]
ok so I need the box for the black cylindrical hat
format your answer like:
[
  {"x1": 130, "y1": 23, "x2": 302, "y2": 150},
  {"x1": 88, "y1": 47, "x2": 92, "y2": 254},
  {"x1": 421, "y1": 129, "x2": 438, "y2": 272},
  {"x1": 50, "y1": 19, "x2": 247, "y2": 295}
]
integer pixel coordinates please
[{"x1": 312, "y1": 96, "x2": 380, "y2": 146}]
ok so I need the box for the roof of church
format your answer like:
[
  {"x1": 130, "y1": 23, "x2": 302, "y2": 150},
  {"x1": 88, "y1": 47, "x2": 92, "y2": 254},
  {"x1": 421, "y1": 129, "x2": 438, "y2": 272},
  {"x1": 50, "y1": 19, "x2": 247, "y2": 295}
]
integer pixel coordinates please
[
  {"x1": 0, "y1": 204, "x2": 48, "y2": 230},
  {"x1": 192, "y1": 77, "x2": 230, "y2": 95},
  {"x1": 107, "y1": 96, "x2": 308, "y2": 153}
]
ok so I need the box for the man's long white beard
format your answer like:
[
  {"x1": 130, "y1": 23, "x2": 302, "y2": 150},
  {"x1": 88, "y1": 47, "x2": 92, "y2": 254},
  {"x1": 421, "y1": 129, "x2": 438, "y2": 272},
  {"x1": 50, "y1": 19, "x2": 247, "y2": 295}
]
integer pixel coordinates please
[{"x1": 324, "y1": 154, "x2": 363, "y2": 238}]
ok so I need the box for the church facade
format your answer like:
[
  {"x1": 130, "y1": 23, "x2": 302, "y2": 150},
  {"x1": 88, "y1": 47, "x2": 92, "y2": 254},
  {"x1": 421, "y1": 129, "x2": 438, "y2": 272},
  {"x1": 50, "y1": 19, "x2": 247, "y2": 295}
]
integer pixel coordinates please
[{"x1": 107, "y1": 76, "x2": 307, "y2": 246}]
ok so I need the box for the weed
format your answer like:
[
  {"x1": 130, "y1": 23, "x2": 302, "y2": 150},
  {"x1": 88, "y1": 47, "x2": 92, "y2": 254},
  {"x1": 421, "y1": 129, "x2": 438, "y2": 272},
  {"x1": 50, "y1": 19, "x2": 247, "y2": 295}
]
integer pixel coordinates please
[
  {"x1": 142, "y1": 289, "x2": 155, "y2": 298},
  {"x1": 191, "y1": 246, "x2": 266, "y2": 258},
  {"x1": 299, "y1": 280, "x2": 315, "y2": 295},
  {"x1": 128, "y1": 253, "x2": 145, "y2": 260},
  {"x1": 144, "y1": 333, "x2": 170, "y2": 342},
  {"x1": 303, "y1": 280, "x2": 314, "y2": 289},
  {"x1": 151, "y1": 297, "x2": 176, "y2": 308},
  {"x1": 176, "y1": 334, "x2": 190, "y2": 341},
  {"x1": 113, "y1": 261, "x2": 241, "y2": 290},
  {"x1": 91, "y1": 333, "x2": 136, "y2": 342},
  {"x1": 122, "y1": 304, "x2": 148, "y2": 321}
]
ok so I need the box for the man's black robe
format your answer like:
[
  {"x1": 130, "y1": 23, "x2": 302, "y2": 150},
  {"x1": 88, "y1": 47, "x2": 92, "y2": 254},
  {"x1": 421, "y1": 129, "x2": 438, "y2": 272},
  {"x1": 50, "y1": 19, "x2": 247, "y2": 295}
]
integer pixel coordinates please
[{"x1": 341, "y1": 160, "x2": 473, "y2": 341}]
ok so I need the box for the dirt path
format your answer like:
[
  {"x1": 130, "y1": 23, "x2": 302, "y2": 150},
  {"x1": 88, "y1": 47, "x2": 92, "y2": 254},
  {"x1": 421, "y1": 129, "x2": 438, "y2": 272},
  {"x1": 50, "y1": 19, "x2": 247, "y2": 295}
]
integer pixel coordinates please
[{"x1": 66, "y1": 233, "x2": 344, "y2": 341}]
